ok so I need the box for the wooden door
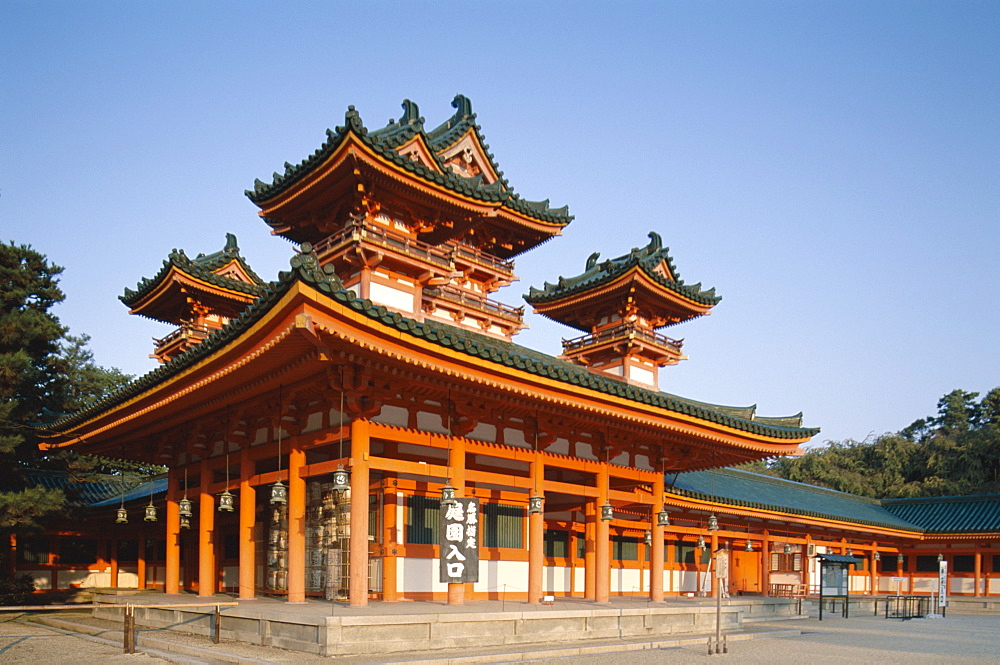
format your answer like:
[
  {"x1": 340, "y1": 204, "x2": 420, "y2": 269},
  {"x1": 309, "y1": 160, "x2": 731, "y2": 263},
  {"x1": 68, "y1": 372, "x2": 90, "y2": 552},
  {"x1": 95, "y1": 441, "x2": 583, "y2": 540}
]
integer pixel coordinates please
[{"x1": 732, "y1": 549, "x2": 761, "y2": 595}]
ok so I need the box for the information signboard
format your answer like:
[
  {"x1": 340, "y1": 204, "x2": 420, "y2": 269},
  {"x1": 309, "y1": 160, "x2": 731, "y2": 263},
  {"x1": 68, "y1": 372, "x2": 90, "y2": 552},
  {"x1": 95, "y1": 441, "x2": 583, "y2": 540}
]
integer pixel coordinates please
[{"x1": 439, "y1": 497, "x2": 480, "y2": 584}]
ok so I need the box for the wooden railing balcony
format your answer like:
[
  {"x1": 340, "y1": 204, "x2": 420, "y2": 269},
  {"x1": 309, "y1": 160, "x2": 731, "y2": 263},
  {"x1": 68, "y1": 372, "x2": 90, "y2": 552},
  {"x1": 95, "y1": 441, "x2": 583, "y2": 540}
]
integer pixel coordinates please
[
  {"x1": 562, "y1": 323, "x2": 684, "y2": 355},
  {"x1": 311, "y1": 216, "x2": 514, "y2": 277},
  {"x1": 423, "y1": 284, "x2": 524, "y2": 323},
  {"x1": 152, "y1": 324, "x2": 212, "y2": 360}
]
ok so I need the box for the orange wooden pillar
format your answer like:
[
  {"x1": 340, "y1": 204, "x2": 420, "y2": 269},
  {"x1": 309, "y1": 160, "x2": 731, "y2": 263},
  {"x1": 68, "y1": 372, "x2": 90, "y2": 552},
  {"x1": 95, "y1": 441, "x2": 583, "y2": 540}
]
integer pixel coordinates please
[
  {"x1": 287, "y1": 442, "x2": 306, "y2": 603},
  {"x1": 137, "y1": 537, "x2": 147, "y2": 590},
  {"x1": 198, "y1": 459, "x2": 216, "y2": 596},
  {"x1": 382, "y1": 484, "x2": 398, "y2": 601},
  {"x1": 165, "y1": 469, "x2": 181, "y2": 594},
  {"x1": 584, "y1": 501, "x2": 596, "y2": 599},
  {"x1": 109, "y1": 539, "x2": 119, "y2": 588},
  {"x1": 760, "y1": 530, "x2": 770, "y2": 596},
  {"x1": 349, "y1": 419, "x2": 371, "y2": 607},
  {"x1": 650, "y1": 474, "x2": 664, "y2": 602},
  {"x1": 869, "y1": 543, "x2": 878, "y2": 595},
  {"x1": 527, "y1": 452, "x2": 544, "y2": 604},
  {"x1": 974, "y1": 552, "x2": 982, "y2": 597},
  {"x1": 446, "y1": 435, "x2": 466, "y2": 605},
  {"x1": 239, "y1": 445, "x2": 256, "y2": 599},
  {"x1": 803, "y1": 534, "x2": 812, "y2": 594},
  {"x1": 595, "y1": 464, "x2": 610, "y2": 603}
]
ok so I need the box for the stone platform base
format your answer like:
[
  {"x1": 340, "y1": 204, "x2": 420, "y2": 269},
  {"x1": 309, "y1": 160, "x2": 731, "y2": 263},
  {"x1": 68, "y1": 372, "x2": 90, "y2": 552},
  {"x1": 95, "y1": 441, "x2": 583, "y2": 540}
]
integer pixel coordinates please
[{"x1": 92, "y1": 595, "x2": 800, "y2": 657}]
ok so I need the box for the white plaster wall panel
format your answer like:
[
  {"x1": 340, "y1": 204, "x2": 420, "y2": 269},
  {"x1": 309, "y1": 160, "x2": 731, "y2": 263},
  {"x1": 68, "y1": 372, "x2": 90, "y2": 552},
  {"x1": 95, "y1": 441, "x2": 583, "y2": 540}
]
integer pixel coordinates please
[
  {"x1": 951, "y1": 578, "x2": 974, "y2": 594},
  {"x1": 27, "y1": 571, "x2": 51, "y2": 590},
  {"x1": 475, "y1": 559, "x2": 528, "y2": 595},
  {"x1": 573, "y1": 567, "x2": 585, "y2": 593},
  {"x1": 542, "y1": 566, "x2": 572, "y2": 593},
  {"x1": 676, "y1": 570, "x2": 698, "y2": 592},
  {"x1": 399, "y1": 557, "x2": 446, "y2": 593},
  {"x1": 369, "y1": 281, "x2": 414, "y2": 313}
]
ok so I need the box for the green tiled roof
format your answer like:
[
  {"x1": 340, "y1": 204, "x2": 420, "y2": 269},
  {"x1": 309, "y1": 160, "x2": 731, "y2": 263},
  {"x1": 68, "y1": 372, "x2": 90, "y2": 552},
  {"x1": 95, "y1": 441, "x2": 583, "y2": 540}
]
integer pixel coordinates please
[
  {"x1": 25, "y1": 469, "x2": 165, "y2": 508},
  {"x1": 524, "y1": 232, "x2": 721, "y2": 324},
  {"x1": 245, "y1": 96, "x2": 573, "y2": 232},
  {"x1": 47, "y1": 247, "x2": 818, "y2": 443},
  {"x1": 120, "y1": 233, "x2": 266, "y2": 308},
  {"x1": 670, "y1": 468, "x2": 921, "y2": 531},
  {"x1": 882, "y1": 495, "x2": 1000, "y2": 533}
]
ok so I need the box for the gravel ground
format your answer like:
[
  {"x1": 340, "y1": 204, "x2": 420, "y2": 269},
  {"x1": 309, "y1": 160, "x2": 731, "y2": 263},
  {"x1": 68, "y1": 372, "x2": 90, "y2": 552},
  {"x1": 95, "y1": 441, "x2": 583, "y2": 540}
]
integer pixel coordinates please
[
  {"x1": 1, "y1": 611, "x2": 998, "y2": 664},
  {"x1": 0, "y1": 613, "x2": 161, "y2": 664},
  {"x1": 530, "y1": 615, "x2": 1000, "y2": 665}
]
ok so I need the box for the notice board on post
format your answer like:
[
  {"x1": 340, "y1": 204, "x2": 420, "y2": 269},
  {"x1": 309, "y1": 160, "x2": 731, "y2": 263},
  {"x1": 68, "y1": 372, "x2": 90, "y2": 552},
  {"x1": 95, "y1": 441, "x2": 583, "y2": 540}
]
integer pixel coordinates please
[{"x1": 439, "y1": 497, "x2": 480, "y2": 584}]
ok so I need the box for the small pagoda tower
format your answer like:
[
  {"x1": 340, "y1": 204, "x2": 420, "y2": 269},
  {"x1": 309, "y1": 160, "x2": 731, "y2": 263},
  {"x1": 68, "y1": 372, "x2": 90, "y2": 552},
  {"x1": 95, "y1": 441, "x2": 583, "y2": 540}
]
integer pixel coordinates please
[
  {"x1": 525, "y1": 232, "x2": 720, "y2": 390},
  {"x1": 120, "y1": 233, "x2": 266, "y2": 363},
  {"x1": 246, "y1": 95, "x2": 571, "y2": 341}
]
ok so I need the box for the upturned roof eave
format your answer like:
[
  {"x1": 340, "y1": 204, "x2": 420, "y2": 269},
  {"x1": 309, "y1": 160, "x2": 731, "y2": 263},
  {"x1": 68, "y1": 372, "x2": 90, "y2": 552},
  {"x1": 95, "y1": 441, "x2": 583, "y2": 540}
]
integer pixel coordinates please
[{"x1": 43, "y1": 253, "x2": 818, "y2": 446}]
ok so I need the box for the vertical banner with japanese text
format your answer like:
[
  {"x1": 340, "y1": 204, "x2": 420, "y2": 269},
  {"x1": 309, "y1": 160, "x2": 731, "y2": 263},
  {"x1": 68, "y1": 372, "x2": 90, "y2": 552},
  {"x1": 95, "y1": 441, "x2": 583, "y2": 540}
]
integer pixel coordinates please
[{"x1": 439, "y1": 497, "x2": 479, "y2": 584}]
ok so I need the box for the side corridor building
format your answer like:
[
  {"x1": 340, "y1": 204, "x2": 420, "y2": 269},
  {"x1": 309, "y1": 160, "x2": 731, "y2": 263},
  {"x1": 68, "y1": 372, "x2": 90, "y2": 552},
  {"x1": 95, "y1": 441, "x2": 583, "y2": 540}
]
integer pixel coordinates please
[{"x1": 28, "y1": 97, "x2": 1000, "y2": 603}]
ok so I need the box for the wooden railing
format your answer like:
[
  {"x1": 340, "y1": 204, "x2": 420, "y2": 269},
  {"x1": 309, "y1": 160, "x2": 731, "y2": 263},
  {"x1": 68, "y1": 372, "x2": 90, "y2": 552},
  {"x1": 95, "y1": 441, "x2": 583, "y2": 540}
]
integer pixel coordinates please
[
  {"x1": 311, "y1": 216, "x2": 514, "y2": 275},
  {"x1": 562, "y1": 323, "x2": 683, "y2": 354}
]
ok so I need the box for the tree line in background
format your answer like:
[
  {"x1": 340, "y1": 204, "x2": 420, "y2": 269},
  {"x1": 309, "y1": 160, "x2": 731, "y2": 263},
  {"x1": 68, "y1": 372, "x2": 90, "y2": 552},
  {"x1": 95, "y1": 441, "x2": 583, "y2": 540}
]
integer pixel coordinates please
[
  {"x1": 1, "y1": 241, "x2": 143, "y2": 539},
  {"x1": 744, "y1": 388, "x2": 1000, "y2": 498}
]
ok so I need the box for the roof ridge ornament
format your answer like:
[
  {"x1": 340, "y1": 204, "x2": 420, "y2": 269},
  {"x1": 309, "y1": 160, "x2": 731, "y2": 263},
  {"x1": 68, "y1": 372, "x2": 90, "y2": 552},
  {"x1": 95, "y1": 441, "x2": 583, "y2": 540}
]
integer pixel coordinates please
[
  {"x1": 451, "y1": 94, "x2": 472, "y2": 119},
  {"x1": 400, "y1": 99, "x2": 421, "y2": 125}
]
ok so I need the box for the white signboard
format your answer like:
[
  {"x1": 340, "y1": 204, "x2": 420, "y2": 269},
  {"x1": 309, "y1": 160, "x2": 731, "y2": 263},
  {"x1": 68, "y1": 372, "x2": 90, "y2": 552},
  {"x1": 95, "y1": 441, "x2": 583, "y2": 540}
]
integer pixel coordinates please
[
  {"x1": 938, "y1": 561, "x2": 948, "y2": 607},
  {"x1": 714, "y1": 550, "x2": 729, "y2": 580}
]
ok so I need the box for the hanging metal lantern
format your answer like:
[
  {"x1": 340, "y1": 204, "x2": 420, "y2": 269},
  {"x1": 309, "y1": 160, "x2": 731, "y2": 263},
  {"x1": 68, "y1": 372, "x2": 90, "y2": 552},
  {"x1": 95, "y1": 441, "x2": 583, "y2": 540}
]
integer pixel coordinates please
[
  {"x1": 697, "y1": 535, "x2": 706, "y2": 549},
  {"x1": 745, "y1": 538, "x2": 753, "y2": 552},
  {"x1": 656, "y1": 509, "x2": 670, "y2": 527},
  {"x1": 332, "y1": 466, "x2": 351, "y2": 492},
  {"x1": 116, "y1": 507, "x2": 128, "y2": 524},
  {"x1": 270, "y1": 479, "x2": 288, "y2": 505},
  {"x1": 528, "y1": 494, "x2": 543, "y2": 514},
  {"x1": 178, "y1": 496, "x2": 193, "y2": 518},
  {"x1": 783, "y1": 542, "x2": 792, "y2": 555},
  {"x1": 180, "y1": 516, "x2": 191, "y2": 530},
  {"x1": 897, "y1": 553, "x2": 904, "y2": 565},
  {"x1": 643, "y1": 530, "x2": 652, "y2": 546},
  {"x1": 218, "y1": 489, "x2": 235, "y2": 512},
  {"x1": 707, "y1": 514, "x2": 719, "y2": 531},
  {"x1": 144, "y1": 501, "x2": 157, "y2": 522},
  {"x1": 441, "y1": 481, "x2": 457, "y2": 507},
  {"x1": 874, "y1": 551, "x2": 881, "y2": 561},
  {"x1": 600, "y1": 503, "x2": 614, "y2": 521},
  {"x1": 846, "y1": 548, "x2": 853, "y2": 557}
]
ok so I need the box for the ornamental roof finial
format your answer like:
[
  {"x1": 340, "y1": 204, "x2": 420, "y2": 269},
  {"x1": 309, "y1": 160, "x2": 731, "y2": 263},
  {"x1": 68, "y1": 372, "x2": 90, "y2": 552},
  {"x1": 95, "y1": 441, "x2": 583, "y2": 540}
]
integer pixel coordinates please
[{"x1": 451, "y1": 94, "x2": 473, "y2": 119}]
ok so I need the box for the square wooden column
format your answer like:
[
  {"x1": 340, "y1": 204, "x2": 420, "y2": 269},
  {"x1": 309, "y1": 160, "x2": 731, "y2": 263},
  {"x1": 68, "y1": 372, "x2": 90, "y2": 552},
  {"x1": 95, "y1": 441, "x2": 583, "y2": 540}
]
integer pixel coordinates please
[
  {"x1": 349, "y1": 419, "x2": 371, "y2": 607},
  {"x1": 239, "y1": 445, "x2": 256, "y2": 599},
  {"x1": 165, "y1": 469, "x2": 181, "y2": 594},
  {"x1": 287, "y1": 443, "x2": 306, "y2": 603},
  {"x1": 527, "y1": 452, "x2": 544, "y2": 604},
  {"x1": 649, "y1": 474, "x2": 664, "y2": 602},
  {"x1": 595, "y1": 464, "x2": 610, "y2": 603},
  {"x1": 198, "y1": 458, "x2": 216, "y2": 597}
]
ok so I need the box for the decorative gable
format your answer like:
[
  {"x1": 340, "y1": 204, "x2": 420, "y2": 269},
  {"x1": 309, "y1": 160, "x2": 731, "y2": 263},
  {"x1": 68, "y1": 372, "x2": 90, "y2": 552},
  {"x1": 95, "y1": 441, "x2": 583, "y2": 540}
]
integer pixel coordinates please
[{"x1": 438, "y1": 131, "x2": 499, "y2": 184}]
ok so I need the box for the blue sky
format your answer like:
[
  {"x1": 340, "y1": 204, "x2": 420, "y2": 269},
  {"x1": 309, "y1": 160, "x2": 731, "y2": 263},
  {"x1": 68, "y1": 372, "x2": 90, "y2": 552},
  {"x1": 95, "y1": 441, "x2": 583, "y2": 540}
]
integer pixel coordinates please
[{"x1": 3, "y1": 1, "x2": 998, "y2": 446}]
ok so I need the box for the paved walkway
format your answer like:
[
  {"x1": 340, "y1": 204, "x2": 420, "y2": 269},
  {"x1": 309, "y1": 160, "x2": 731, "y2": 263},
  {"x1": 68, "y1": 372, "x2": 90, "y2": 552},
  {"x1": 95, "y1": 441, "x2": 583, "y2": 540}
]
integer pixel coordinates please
[{"x1": 2, "y1": 606, "x2": 999, "y2": 663}]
